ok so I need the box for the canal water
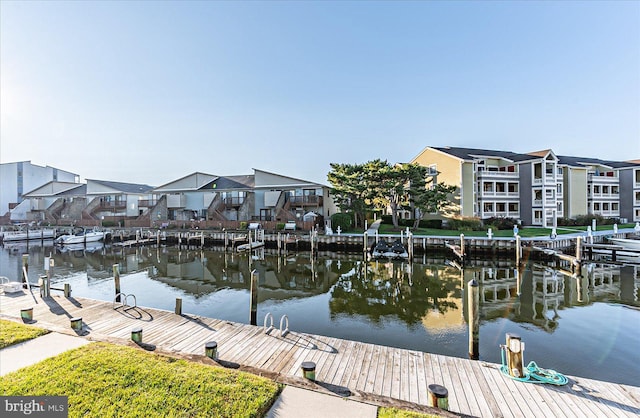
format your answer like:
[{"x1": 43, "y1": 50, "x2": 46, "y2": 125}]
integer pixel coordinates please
[{"x1": 1, "y1": 241, "x2": 638, "y2": 386}]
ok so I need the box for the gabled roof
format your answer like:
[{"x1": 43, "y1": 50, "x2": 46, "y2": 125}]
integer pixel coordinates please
[
  {"x1": 432, "y1": 147, "x2": 539, "y2": 163},
  {"x1": 23, "y1": 181, "x2": 86, "y2": 197},
  {"x1": 153, "y1": 172, "x2": 217, "y2": 192},
  {"x1": 87, "y1": 179, "x2": 154, "y2": 194},
  {"x1": 253, "y1": 168, "x2": 327, "y2": 188}
]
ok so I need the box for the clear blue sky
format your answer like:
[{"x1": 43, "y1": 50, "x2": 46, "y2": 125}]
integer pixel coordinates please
[{"x1": 1, "y1": 1, "x2": 638, "y2": 186}]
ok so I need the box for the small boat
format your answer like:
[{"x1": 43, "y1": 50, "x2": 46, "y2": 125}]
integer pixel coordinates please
[
  {"x1": 0, "y1": 226, "x2": 56, "y2": 242},
  {"x1": 608, "y1": 237, "x2": 640, "y2": 251},
  {"x1": 55, "y1": 227, "x2": 109, "y2": 245},
  {"x1": 0, "y1": 276, "x2": 23, "y2": 294},
  {"x1": 370, "y1": 239, "x2": 408, "y2": 260}
]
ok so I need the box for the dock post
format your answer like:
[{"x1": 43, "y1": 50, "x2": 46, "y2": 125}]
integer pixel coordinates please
[
  {"x1": 427, "y1": 384, "x2": 449, "y2": 411},
  {"x1": 205, "y1": 341, "x2": 218, "y2": 360},
  {"x1": 301, "y1": 361, "x2": 316, "y2": 380},
  {"x1": 201, "y1": 233, "x2": 204, "y2": 248},
  {"x1": 46, "y1": 256, "x2": 53, "y2": 297},
  {"x1": 131, "y1": 327, "x2": 143, "y2": 343},
  {"x1": 22, "y1": 254, "x2": 29, "y2": 284},
  {"x1": 113, "y1": 264, "x2": 121, "y2": 302},
  {"x1": 21, "y1": 307, "x2": 33, "y2": 322},
  {"x1": 515, "y1": 235, "x2": 521, "y2": 266},
  {"x1": 175, "y1": 298, "x2": 182, "y2": 315},
  {"x1": 575, "y1": 236, "x2": 582, "y2": 264},
  {"x1": 64, "y1": 283, "x2": 71, "y2": 297},
  {"x1": 408, "y1": 232, "x2": 414, "y2": 261},
  {"x1": 224, "y1": 230, "x2": 228, "y2": 251},
  {"x1": 468, "y1": 279, "x2": 479, "y2": 360},
  {"x1": 70, "y1": 317, "x2": 83, "y2": 332},
  {"x1": 277, "y1": 232, "x2": 281, "y2": 255},
  {"x1": 250, "y1": 269, "x2": 258, "y2": 326},
  {"x1": 460, "y1": 234, "x2": 465, "y2": 266},
  {"x1": 363, "y1": 231, "x2": 368, "y2": 254},
  {"x1": 505, "y1": 333, "x2": 524, "y2": 378},
  {"x1": 157, "y1": 230, "x2": 160, "y2": 247}
]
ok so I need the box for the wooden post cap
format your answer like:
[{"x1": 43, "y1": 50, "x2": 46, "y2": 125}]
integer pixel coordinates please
[
  {"x1": 205, "y1": 341, "x2": 218, "y2": 349},
  {"x1": 428, "y1": 384, "x2": 448, "y2": 398}
]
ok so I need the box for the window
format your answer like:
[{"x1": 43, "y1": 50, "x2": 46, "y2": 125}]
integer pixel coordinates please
[
  {"x1": 484, "y1": 202, "x2": 494, "y2": 213},
  {"x1": 602, "y1": 186, "x2": 609, "y2": 195},
  {"x1": 508, "y1": 183, "x2": 518, "y2": 193},
  {"x1": 612, "y1": 203, "x2": 619, "y2": 211},
  {"x1": 496, "y1": 203, "x2": 506, "y2": 213},
  {"x1": 635, "y1": 169, "x2": 640, "y2": 184},
  {"x1": 508, "y1": 203, "x2": 518, "y2": 212},
  {"x1": 612, "y1": 186, "x2": 619, "y2": 195},
  {"x1": 534, "y1": 163, "x2": 542, "y2": 179},
  {"x1": 496, "y1": 183, "x2": 505, "y2": 193},
  {"x1": 636, "y1": 191, "x2": 640, "y2": 203},
  {"x1": 483, "y1": 183, "x2": 494, "y2": 193},
  {"x1": 556, "y1": 184, "x2": 563, "y2": 195},
  {"x1": 593, "y1": 185, "x2": 600, "y2": 194},
  {"x1": 594, "y1": 203, "x2": 601, "y2": 211}
]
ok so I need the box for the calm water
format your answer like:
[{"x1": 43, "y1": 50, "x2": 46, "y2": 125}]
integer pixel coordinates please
[{"x1": 1, "y1": 240, "x2": 639, "y2": 386}]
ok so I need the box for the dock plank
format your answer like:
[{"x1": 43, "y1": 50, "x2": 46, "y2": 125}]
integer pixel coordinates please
[{"x1": 2, "y1": 292, "x2": 639, "y2": 418}]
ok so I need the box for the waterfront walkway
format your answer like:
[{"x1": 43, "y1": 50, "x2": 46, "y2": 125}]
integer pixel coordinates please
[{"x1": 1, "y1": 292, "x2": 639, "y2": 417}]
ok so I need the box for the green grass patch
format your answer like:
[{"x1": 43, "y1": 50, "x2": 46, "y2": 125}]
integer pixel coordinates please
[
  {"x1": 377, "y1": 224, "x2": 558, "y2": 237},
  {"x1": 0, "y1": 319, "x2": 49, "y2": 349},
  {"x1": 378, "y1": 407, "x2": 440, "y2": 417},
  {"x1": 0, "y1": 342, "x2": 281, "y2": 418}
]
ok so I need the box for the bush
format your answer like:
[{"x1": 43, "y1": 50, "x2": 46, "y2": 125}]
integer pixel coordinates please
[
  {"x1": 102, "y1": 221, "x2": 117, "y2": 227},
  {"x1": 331, "y1": 213, "x2": 353, "y2": 231},
  {"x1": 483, "y1": 217, "x2": 518, "y2": 231},
  {"x1": 240, "y1": 221, "x2": 247, "y2": 230},
  {"x1": 276, "y1": 223, "x2": 285, "y2": 230},
  {"x1": 445, "y1": 217, "x2": 484, "y2": 231},
  {"x1": 418, "y1": 219, "x2": 443, "y2": 229},
  {"x1": 558, "y1": 214, "x2": 618, "y2": 227}
]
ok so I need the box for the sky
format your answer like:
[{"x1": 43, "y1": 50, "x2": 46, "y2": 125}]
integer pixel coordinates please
[{"x1": 1, "y1": 1, "x2": 639, "y2": 187}]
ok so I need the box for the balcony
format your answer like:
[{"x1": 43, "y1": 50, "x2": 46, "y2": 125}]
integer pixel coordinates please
[
  {"x1": 223, "y1": 197, "x2": 245, "y2": 208},
  {"x1": 477, "y1": 170, "x2": 519, "y2": 178},
  {"x1": 289, "y1": 195, "x2": 323, "y2": 206},
  {"x1": 138, "y1": 199, "x2": 157, "y2": 208},
  {"x1": 100, "y1": 201, "x2": 126, "y2": 209}
]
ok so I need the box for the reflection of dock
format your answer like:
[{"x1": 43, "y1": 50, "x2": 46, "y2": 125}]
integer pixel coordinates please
[{"x1": 2, "y1": 293, "x2": 638, "y2": 418}]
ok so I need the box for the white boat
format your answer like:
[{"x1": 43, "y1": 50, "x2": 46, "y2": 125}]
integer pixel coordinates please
[
  {"x1": 0, "y1": 227, "x2": 56, "y2": 242},
  {"x1": 608, "y1": 237, "x2": 640, "y2": 251},
  {"x1": 55, "y1": 228, "x2": 108, "y2": 245},
  {"x1": 370, "y1": 239, "x2": 409, "y2": 260}
]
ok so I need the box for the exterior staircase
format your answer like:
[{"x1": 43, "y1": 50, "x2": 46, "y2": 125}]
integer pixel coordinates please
[{"x1": 207, "y1": 194, "x2": 228, "y2": 221}]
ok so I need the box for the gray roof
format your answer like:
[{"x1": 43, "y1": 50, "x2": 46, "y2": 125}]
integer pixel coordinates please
[
  {"x1": 202, "y1": 175, "x2": 255, "y2": 190},
  {"x1": 88, "y1": 179, "x2": 155, "y2": 194},
  {"x1": 433, "y1": 146, "x2": 538, "y2": 163},
  {"x1": 557, "y1": 155, "x2": 640, "y2": 169}
]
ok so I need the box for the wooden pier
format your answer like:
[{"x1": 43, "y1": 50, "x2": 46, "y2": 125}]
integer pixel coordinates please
[{"x1": 2, "y1": 292, "x2": 639, "y2": 417}]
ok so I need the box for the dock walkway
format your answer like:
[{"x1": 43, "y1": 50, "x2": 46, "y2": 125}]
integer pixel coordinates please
[{"x1": 1, "y1": 292, "x2": 639, "y2": 417}]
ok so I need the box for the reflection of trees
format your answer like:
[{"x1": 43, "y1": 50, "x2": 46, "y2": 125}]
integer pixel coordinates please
[{"x1": 329, "y1": 261, "x2": 460, "y2": 326}]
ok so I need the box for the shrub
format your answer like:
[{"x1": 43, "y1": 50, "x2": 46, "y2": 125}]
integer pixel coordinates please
[
  {"x1": 418, "y1": 219, "x2": 443, "y2": 229},
  {"x1": 445, "y1": 217, "x2": 484, "y2": 231},
  {"x1": 331, "y1": 213, "x2": 353, "y2": 231},
  {"x1": 240, "y1": 221, "x2": 247, "y2": 230},
  {"x1": 276, "y1": 223, "x2": 285, "y2": 230},
  {"x1": 101, "y1": 221, "x2": 117, "y2": 227},
  {"x1": 483, "y1": 217, "x2": 518, "y2": 230}
]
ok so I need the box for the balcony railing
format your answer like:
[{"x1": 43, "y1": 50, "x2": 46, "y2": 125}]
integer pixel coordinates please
[
  {"x1": 289, "y1": 195, "x2": 323, "y2": 206},
  {"x1": 223, "y1": 197, "x2": 245, "y2": 208},
  {"x1": 100, "y1": 201, "x2": 126, "y2": 209},
  {"x1": 138, "y1": 199, "x2": 157, "y2": 208}
]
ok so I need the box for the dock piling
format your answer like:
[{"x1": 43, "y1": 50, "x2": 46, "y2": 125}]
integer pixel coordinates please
[
  {"x1": 468, "y1": 279, "x2": 479, "y2": 360},
  {"x1": 250, "y1": 269, "x2": 258, "y2": 326}
]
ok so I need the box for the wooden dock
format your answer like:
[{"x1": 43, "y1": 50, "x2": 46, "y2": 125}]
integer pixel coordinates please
[{"x1": 2, "y1": 292, "x2": 639, "y2": 418}]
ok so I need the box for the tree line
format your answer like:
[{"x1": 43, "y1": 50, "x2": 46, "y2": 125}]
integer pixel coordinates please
[{"x1": 327, "y1": 159, "x2": 456, "y2": 229}]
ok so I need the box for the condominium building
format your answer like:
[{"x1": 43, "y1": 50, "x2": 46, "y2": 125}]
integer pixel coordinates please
[
  {"x1": 411, "y1": 146, "x2": 640, "y2": 226},
  {"x1": 0, "y1": 161, "x2": 79, "y2": 218}
]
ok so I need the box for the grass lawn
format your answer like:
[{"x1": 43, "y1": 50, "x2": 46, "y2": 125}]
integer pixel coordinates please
[
  {"x1": 376, "y1": 223, "x2": 637, "y2": 238},
  {"x1": 0, "y1": 319, "x2": 49, "y2": 349},
  {"x1": 0, "y1": 342, "x2": 281, "y2": 418},
  {"x1": 378, "y1": 407, "x2": 440, "y2": 417}
]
